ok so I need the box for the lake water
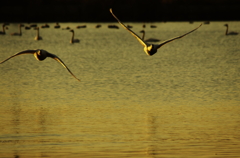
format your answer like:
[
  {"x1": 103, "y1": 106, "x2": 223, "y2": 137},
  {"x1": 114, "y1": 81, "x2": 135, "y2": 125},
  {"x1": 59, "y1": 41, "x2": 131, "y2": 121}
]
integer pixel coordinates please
[{"x1": 0, "y1": 22, "x2": 240, "y2": 158}]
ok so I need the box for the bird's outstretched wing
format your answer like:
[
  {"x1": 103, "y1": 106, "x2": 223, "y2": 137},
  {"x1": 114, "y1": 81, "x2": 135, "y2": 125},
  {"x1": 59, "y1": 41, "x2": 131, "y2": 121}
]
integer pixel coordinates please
[
  {"x1": 156, "y1": 23, "x2": 202, "y2": 49},
  {"x1": 0, "y1": 50, "x2": 37, "y2": 64},
  {"x1": 110, "y1": 8, "x2": 148, "y2": 48},
  {"x1": 47, "y1": 53, "x2": 80, "y2": 82}
]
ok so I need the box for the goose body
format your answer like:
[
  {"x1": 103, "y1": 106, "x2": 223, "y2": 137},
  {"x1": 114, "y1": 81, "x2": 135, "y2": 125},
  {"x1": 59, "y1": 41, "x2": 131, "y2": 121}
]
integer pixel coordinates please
[
  {"x1": 11, "y1": 24, "x2": 24, "y2": 36},
  {"x1": 110, "y1": 8, "x2": 202, "y2": 56},
  {"x1": 0, "y1": 49, "x2": 80, "y2": 81},
  {"x1": 34, "y1": 27, "x2": 42, "y2": 40},
  {"x1": 70, "y1": 30, "x2": 80, "y2": 43},
  {"x1": 224, "y1": 24, "x2": 238, "y2": 35}
]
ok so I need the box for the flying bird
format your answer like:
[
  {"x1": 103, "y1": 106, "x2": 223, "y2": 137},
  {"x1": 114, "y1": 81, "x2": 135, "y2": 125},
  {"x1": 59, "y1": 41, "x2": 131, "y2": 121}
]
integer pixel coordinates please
[
  {"x1": 0, "y1": 49, "x2": 80, "y2": 81},
  {"x1": 110, "y1": 8, "x2": 202, "y2": 56}
]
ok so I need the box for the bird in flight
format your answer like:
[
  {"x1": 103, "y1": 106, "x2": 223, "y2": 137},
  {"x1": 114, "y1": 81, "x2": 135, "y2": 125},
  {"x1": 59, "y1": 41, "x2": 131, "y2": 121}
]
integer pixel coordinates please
[
  {"x1": 0, "y1": 49, "x2": 80, "y2": 81},
  {"x1": 110, "y1": 8, "x2": 202, "y2": 56}
]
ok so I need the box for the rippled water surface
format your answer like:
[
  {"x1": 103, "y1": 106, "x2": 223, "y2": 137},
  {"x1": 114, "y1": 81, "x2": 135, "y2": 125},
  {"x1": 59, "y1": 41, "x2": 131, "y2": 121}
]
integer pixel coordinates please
[{"x1": 0, "y1": 22, "x2": 240, "y2": 158}]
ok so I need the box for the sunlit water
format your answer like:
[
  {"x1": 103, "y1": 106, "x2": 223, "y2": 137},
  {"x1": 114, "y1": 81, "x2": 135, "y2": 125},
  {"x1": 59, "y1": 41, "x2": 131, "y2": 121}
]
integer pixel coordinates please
[{"x1": 0, "y1": 22, "x2": 240, "y2": 158}]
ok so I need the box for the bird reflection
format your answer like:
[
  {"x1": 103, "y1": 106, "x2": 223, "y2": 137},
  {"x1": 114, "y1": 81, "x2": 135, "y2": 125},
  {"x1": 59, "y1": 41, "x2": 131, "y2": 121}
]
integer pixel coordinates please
[
  {"x1": 224, "y1": 24, "x2": 238, "y2": 35},
  {"x1": 145, "y1": 113, "x2": 158, "y2": 157},
  {"x1": 110, "y1": 8, "x2": 202, "y2": 56},
  {"x1": 0, "y1": 49, "x2": 80, "y2": 81}
]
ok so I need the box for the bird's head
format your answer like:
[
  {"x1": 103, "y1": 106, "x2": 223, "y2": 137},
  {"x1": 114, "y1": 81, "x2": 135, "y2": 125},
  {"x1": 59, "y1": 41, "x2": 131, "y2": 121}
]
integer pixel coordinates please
[
  {"x1": 70, "y1": 29, "x2": 74, "y2": 33},
  {"x1": 224, "y1": 24, "x2": 228, "y2": 27}
]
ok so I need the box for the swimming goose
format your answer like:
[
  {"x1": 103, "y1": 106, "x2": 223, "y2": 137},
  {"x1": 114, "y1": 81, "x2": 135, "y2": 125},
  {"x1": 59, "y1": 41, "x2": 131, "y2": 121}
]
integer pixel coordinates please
[
  {"x1": 224, "y1": 24, "x2": 238, "y2": 35},
  {"x1": 110, "y1": 8, "x2": 202, "y2": 56},
  {"x1": 140, "y1": 30, "x2": 160, "y2": 42},
  {"x1": 0, "y1": 49, "x2": 80, "y2": 81},
  {"x1": 76, "y1": 25, "x2": 86, "y2": 29},
  {"x1": 41, "y1": 24, "x2": 49, "y2": 28},
  {"x1": 54, "y1": 23, "x2": 60, "y2": 28},
  {"x1": 0, "y1": 24, "x2": 6, "y2": 35},
  {"x1": 34, "y1": 27, "x2": 42, "y2": 40},
  {"x1": 11, "y1": 24, "x2": 24, "y2": 36},
  {"x1": 70, "y1": 30, "x2": 80, "y2": 43}
]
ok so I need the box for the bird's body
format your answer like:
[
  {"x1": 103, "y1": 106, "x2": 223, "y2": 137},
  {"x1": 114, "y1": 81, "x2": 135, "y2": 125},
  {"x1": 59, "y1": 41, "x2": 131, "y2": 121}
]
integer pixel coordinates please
[
  {"x1": 110, "y1": 8, "x2": 202, "y2": 56},
  {"x1": 11, "y1": 24, "x2": 24, "y2": 36},
  {"x1": 70, "y1": 30, "x2": 80, "y2": 43},
  {"x1": 0, "y1": 49, "x2": 80, "y2": 81},
  {"x1": 224, "y1": 24, "x2": 238, "y2": 35},
  {"x1": 34, "y1": 27, "x2": 42, "y2": 40}
]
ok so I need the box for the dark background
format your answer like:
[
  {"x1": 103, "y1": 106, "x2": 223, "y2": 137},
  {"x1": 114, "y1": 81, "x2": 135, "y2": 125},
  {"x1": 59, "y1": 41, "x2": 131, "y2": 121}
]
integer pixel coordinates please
[{"x1": 1, "y1": 0, "x2": 239, "y2": 22}]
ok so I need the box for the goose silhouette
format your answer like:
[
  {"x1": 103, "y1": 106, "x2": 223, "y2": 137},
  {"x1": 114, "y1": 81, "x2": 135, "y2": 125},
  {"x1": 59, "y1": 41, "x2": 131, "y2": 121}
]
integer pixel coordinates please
[
  {"x1": 54, "y1": 23, "x2": 61, "y2": 28},
  {"x1": 11, "y1": 24, "x2": 24, "y2": 36},
  {"x1": 224, "y1": 24, "x2": 238, "y2": 35},
  {"x1": 140, "y1": 30, "x2": 160, "y2": 42},
  {"x1": 70, "y1": 30, "x2": 80, "y2": 43},
  {"x1": 34, "y1": 27, "x2": 42, "y2": 40},
  {"x1": 0, "y1": 24, "x2": 6, "y2": 35},
  {"x1": 110, "y1": 8, "x2": 202, "y2": 56},
  {"x1": 0, "y1": 49, "x2": 80, "y2": 81}
]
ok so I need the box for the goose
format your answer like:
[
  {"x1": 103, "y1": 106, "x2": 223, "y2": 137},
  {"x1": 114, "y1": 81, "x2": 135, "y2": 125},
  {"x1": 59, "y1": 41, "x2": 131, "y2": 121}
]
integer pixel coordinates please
[
  {"x1": 25, "y1": 26, "x2": 31, "y2": 30},
  {"x1": 108, "y1": 25, "x2": 119, "y2": 29},
  {"x1": 62, "y1": 26, "x2": 71, "y2": 30},
  {"x1": 110, "y1": 8, "x2": 202, "y2": 56},
  {"x1": 127, "y1": 25, "x2": 133, "y2": 29},
  {"x1": 30, "y1": 24, "x2": 37, "y2": 28},
  {"x1": 224, "y1": 24, "x2": 238, "y2": 35},
  {"x1": 54, "y1": 23, "x2": 60, "y2": 28},
  {"x1": 34, "y1": 27, "x2": 42, "y2": 40},
  {"x1": 0, "y1": 49, "x2": 80, "y2": 81},
  {"x1": 70, "y1": 30, "x2": 80, "y2": 43},
  {"x1": 11, "y1": 24, "x2": 24, "y2": 36},
  {"x1": 139, "y1": 30, "x2": 160, "y2": 42},
  {"x1": 0, "y1": 24, "x2": 6, "y2": 35},
  {"x1": 76, "y1": 25, "x2": 86, "y2": 29},
  {"x1": 41, "y1": 24, "x2": 50, "y2": 28},
  {"x1": 150, "y1": 25, "x2": 157, "y2": 28},
  {"x1": 95, "y1": 24, "x2": 101, "y2": 28}
]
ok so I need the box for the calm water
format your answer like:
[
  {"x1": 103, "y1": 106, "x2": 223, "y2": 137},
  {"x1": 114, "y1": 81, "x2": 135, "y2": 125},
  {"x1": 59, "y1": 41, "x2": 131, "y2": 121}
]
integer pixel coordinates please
[{"x1": 0, "y1": 22, "x2": 240, "y2": 158}]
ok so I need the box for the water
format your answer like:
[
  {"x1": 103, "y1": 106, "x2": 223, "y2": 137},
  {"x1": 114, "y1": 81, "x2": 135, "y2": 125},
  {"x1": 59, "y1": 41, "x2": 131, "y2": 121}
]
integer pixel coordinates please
[{"x1": 0, "y1": 22, "x2": 240, "y2": 158}]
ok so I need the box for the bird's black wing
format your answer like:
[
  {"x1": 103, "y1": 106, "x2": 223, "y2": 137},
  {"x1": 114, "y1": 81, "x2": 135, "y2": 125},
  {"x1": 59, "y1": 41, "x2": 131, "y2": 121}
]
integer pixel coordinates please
[{"x1": 0, "y1": 50, "x2": 37, "y2": 64}]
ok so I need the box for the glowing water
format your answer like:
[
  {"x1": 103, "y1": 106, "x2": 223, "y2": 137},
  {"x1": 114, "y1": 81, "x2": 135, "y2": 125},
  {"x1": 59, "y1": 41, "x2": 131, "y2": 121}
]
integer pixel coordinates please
[{"x1": 0, "y1": 22, "x2": 240, "y2": 157}]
